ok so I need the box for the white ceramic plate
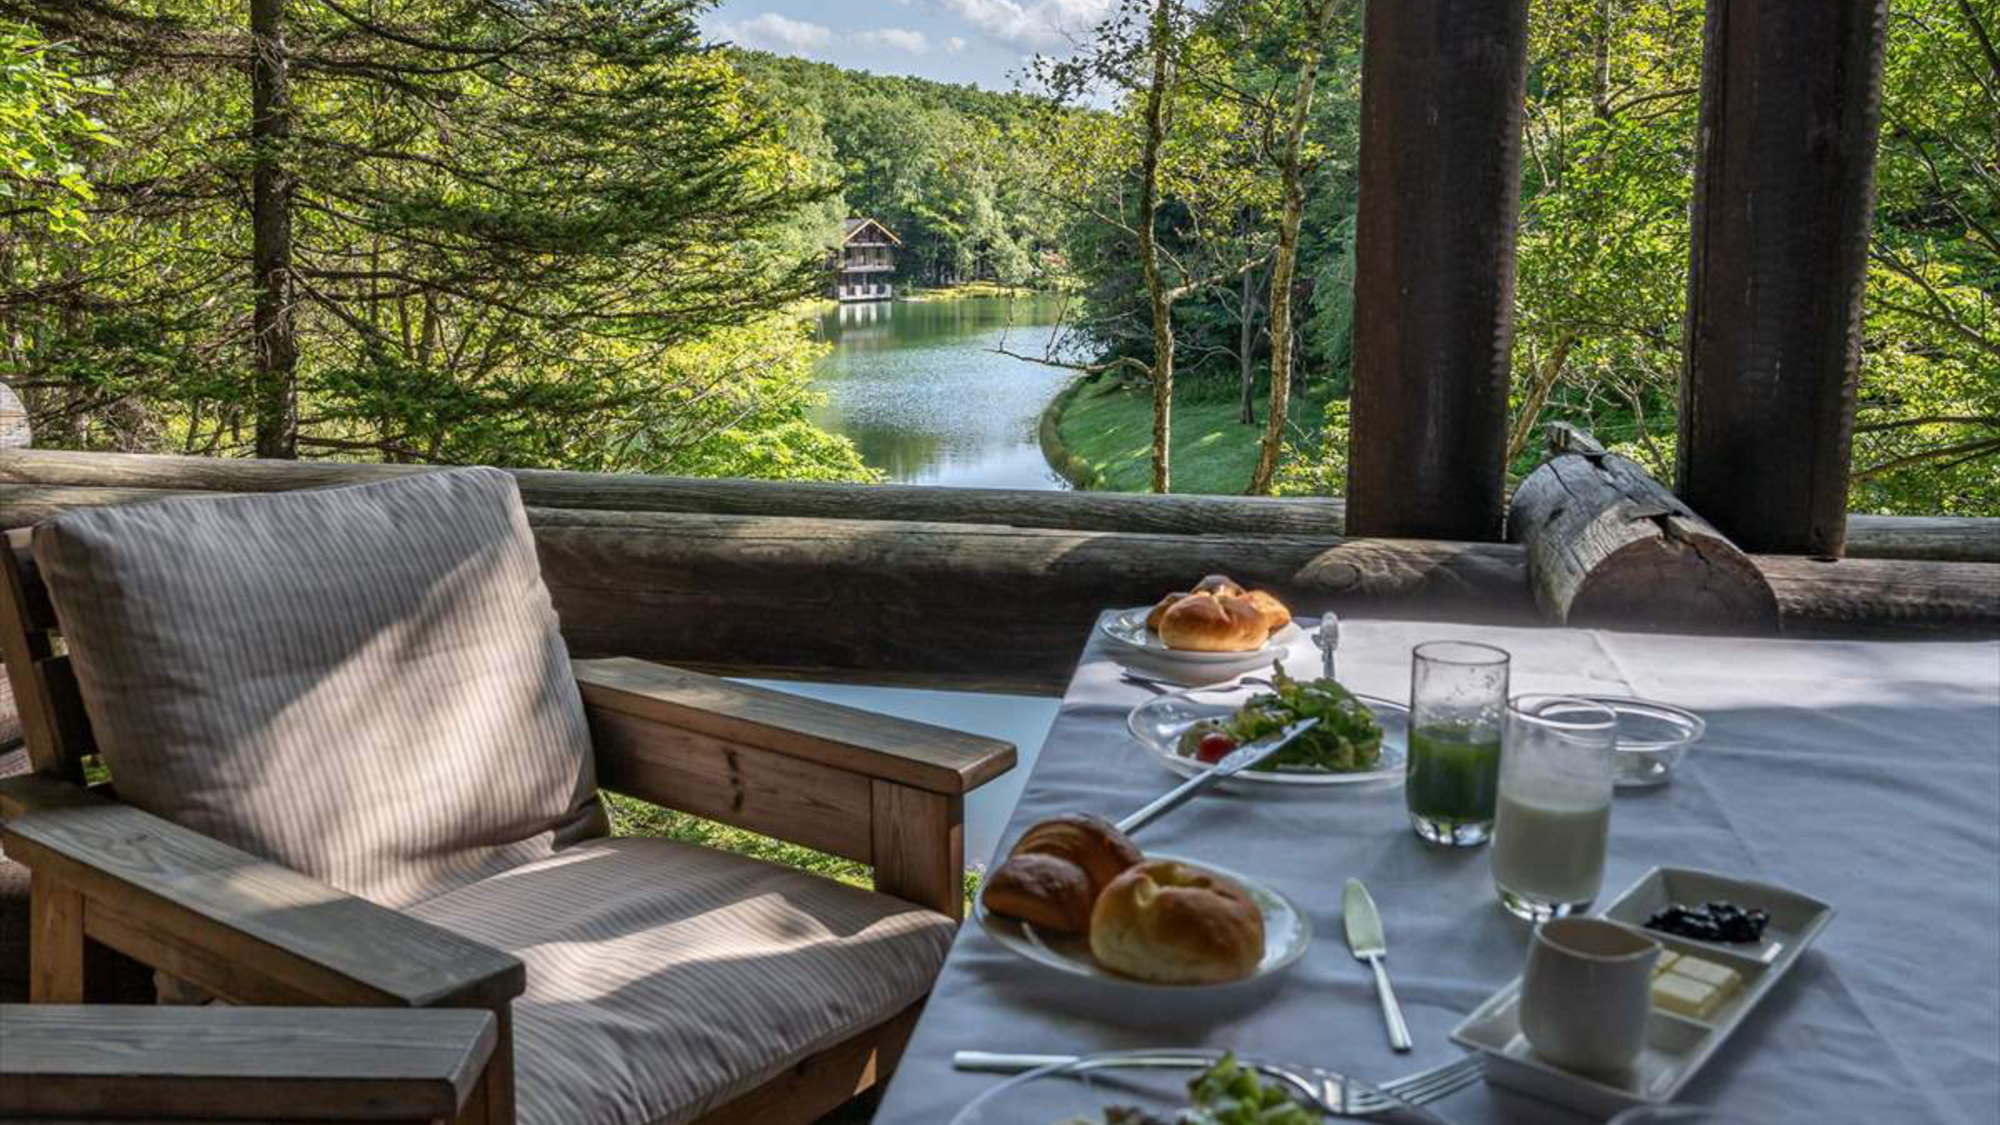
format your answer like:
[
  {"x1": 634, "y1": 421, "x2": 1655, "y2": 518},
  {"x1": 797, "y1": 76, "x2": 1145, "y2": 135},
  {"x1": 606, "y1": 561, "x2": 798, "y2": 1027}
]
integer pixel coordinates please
[
  {"x1": 1099, "y1": 606, "x2": 1302, "y2": 666},
  {"x1": 1126, "y1": 681, "x2": 1409, "y2": 787},
  {"x1": 975, "y1": 855, "x2": 1311, "y2": 988},
  {"x1": 948, "y1": 1050, "x2": 1446, "y2": 1125},
  {"x1": 1449, "y1": 867, "x2": 1833, "y2": 1119}
]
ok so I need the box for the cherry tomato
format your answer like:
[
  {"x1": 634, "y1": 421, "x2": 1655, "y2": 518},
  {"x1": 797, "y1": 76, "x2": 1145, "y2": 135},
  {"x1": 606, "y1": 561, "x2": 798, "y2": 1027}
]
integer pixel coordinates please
[{"x1": 1195, "y1": 731, "x2": 1238, "y2": 764}]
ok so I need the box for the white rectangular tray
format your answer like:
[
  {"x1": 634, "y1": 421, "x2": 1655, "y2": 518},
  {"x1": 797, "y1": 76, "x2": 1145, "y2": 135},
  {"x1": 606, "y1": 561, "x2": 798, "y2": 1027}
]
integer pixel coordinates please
[{"x1": 1448, "y1": 866, "x2": 1834, "y2": 1119}]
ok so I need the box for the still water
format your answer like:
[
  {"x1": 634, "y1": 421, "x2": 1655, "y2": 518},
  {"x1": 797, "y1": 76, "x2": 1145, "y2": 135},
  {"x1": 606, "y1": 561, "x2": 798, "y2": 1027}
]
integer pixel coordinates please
[{"x1": 807, "y1": 294, "x2": 1073, "y2": 489}]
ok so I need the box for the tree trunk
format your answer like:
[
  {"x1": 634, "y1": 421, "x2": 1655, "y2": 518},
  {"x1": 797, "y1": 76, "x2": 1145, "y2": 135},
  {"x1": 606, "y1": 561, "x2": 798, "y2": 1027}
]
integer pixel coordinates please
[
  {"x1": 250, "y1": 0, "x2": 297, "y2": 459},
  {"x1": 1237, "y1": 265, "x2": 1259, "y2": 425},
  {"x1": 1248, "y1": 0, "x2": 1339, "y2": 496},
  {"x1": 1138, "y1": 0, "x2": 1176, "y2": 493},
  {"x1": 1504, "y1": 332, "x2": 1576, "y2": 466}
]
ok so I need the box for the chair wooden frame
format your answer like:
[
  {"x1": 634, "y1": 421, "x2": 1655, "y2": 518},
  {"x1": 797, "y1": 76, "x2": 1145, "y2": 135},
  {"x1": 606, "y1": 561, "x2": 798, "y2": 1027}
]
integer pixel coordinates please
[{"x1": 0, "y1": 528, "x2": 1015, "y2": 1125}]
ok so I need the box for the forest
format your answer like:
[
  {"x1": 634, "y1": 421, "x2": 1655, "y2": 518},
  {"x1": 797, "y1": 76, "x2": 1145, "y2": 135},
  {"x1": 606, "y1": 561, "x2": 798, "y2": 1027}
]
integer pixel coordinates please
[
  {"x1": 1033, "y1": 0, "x2": 1998, "y2": 514},
  {"x1": 0, "y1": 0, "x2": 1992, "y2": 515}
]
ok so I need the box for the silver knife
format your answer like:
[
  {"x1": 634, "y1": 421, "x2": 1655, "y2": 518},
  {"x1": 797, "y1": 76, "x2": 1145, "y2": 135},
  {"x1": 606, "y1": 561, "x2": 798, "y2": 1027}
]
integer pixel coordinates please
[
  {"x1": 1345, "y1": 878, "x2": 1414, "y2": 1052},
  {"x1": 1115, "y1": 718, "x2": 1319, "y2": 835}
]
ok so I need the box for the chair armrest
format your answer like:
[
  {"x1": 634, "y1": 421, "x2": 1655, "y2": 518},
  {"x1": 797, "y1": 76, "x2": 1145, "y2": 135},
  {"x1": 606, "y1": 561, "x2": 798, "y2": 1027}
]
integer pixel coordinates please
[
  {"x1": 0, "y1": 1004, "x2": 497, "y2": 1122},
  {"x1": 573, "y1": 657, "x2": 1016, "y2": 795},
  {"x1": 574, "y1": 657, "x2": 1017, "y2": 920},
  {"x1": 0, "y1": 774, "x2": 524, "y2": 1009}
]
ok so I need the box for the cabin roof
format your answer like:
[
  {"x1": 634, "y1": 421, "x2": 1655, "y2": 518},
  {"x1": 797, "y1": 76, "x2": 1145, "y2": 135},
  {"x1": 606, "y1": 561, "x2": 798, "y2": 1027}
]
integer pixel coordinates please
[{"x1": 841, "y1": 218, "x2": 901, "y2": 246}]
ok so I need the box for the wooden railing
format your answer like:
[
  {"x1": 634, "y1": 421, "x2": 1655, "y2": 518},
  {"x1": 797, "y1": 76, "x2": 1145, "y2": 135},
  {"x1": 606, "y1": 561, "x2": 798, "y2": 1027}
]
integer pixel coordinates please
[{"x1": 0, "y1": 449, "x2": 1990, "y2": 696}]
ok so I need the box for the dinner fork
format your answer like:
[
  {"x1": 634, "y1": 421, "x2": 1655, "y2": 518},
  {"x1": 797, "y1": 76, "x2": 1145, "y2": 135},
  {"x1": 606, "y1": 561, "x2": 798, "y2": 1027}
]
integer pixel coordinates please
[{"x1": 952, "y1": 1050, "x2": 1482, "y2": 1118}]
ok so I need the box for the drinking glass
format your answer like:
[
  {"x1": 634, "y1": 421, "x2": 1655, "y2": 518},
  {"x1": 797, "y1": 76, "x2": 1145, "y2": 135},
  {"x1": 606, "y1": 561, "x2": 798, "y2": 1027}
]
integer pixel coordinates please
[
  {"x1": 1405, "y1": 641, "x2": 1510, "y2": 846},
  {"x1": 1491, "y1": 695, "x2": 1620, "y2": 921}
]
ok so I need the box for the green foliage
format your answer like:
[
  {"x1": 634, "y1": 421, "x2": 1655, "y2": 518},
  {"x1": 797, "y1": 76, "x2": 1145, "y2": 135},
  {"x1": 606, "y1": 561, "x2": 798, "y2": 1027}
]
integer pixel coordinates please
[
  {"x1": 0, "y1": 0, "x2": 870, "y2": 482},
  {"x1": 1275, "y1": 0, "x2": 1997, "y2": 516},
  {"x1": 727, "y1": 49, "x2": 1066, "y2": 288},
  {"x1": 0, "y1": 22, "x2": 108, "y2": 235},
  {"x1": 1851, "y1": 0, "x2": 1999, "y2": 515}
]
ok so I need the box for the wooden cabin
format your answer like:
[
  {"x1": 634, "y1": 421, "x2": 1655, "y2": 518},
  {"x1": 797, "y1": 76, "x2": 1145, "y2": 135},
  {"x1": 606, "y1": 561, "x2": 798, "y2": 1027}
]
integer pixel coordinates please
[{"x1": 834, "y1": 218, "x2": 899, "y2": 302}]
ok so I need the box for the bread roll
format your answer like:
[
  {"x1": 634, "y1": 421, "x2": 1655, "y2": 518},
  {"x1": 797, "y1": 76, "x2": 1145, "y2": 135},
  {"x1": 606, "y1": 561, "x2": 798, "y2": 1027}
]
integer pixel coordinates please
[
  {"x1": 1192, "y1": 574, "x2": 1247, "y2": 598},
  {"x1": 980, "y1": 814, "x2": 1143, "y2": 935},
  {"x1": 1242, "y1": 589, "x2": 1292, "y2": 632},
  {"x1": 980, "y1": 853, "x2": 1095, "y2": 933},
  {"x1": 1089, "y1": 861, "x2": 1266, "y2": 984},
  {"x1": 1157, "y1": 593, "x2": 1269, "y2": 652},
  {"x1": 1010, "y1": 813, "x2": 1143, "y2": 893},
  {"x1": 1145, "y1": 591, "x2": 1191, "y2": 632}
]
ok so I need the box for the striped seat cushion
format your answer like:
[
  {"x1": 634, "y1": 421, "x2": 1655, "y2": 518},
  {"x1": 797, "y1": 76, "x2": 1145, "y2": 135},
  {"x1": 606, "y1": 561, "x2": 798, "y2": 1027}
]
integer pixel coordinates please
[
  {"x1": 32, "y1": 468, "x2": 604, "y2": 908},
  {"x1": 408, "y1": 836, "x2": 954, "y2": 1125}
]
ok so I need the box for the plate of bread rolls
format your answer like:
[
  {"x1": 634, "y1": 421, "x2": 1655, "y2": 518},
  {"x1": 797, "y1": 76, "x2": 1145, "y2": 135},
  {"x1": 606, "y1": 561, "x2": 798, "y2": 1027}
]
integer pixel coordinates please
[
  {"x1": 976, "y1": 814, "x2": 1310, "y2": 987},
  {"x1": 1101, "y1": 575, "x2": 1301, "y2": 664}
]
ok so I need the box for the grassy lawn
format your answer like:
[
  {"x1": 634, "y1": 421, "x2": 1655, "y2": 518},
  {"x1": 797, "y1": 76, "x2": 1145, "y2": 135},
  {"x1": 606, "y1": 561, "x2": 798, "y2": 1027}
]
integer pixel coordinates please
[
  {"x1": 607, "y1": 792, "x2": 981, "y2": 902},
  {"x1": 1055, "y1": 372, "x2": 1329, "y2": 494}
]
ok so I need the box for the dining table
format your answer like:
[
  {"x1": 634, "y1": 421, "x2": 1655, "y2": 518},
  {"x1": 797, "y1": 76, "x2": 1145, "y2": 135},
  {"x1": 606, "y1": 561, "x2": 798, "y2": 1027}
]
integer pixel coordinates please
[{"x1": 870, "y1": 613, "x2": 2000, "y2": 1125}]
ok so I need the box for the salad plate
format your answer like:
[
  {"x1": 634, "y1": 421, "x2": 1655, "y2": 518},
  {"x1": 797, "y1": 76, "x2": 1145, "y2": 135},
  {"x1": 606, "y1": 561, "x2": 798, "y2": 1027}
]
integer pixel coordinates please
[
  {"x1": 974, "y1": 855, "x2": 1311, "y2": 987},
  {"x1": 1099, "y1": 606, "x2": 1303, "y2": 666},
  {"x1": 1126, "y1": 678, "x2": 1408, "y2": 787},
  {"x1": 948, "y1": 1051, "x2": 1446, "y2": 1125}
]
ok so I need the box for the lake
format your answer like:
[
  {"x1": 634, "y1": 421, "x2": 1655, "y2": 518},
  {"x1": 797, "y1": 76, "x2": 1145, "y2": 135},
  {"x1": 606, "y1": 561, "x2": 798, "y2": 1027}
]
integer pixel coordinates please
[{"x1": 807, "y1": 294, "x2": 1074, "y2": 489}]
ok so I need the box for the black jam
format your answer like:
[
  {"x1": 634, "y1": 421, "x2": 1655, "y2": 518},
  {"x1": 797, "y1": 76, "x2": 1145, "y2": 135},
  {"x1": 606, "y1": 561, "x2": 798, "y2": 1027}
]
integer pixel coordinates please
[{"x1": 1645, "y1": 900, "x2": 1770, "y2": 944}]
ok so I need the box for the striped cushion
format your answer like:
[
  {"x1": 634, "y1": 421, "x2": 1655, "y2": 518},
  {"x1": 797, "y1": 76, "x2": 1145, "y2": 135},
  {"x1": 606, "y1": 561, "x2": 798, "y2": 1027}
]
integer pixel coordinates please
[
  {"x1": 408, "y1": 837, "x2": 953, "y2": 1125},
  {"x1": 33, "y1": 468, "x2": 604, "y2": 908}
]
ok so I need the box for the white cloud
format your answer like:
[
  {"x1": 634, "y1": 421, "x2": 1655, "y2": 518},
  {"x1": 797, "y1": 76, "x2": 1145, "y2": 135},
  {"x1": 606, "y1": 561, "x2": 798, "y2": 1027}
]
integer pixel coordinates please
[
  {"x1": 938, "y1": 0, "x2": 1117, "y2": 51},
  {"x1": 713, "y1": 12, "x2": 833, "y2": 53},
  {"x1": 945, "y1": 36, "x2": 968, "y2": 53},
  {"x1": 855, "y1": 27, "x2": 931, "y2": 54}
]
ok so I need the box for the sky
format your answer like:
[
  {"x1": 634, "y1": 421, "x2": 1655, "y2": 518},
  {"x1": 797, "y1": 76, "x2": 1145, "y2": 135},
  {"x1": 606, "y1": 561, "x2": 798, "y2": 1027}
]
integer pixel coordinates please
[{"x1": 699, "y1": 0, "x2": 1118, "y2": 92}]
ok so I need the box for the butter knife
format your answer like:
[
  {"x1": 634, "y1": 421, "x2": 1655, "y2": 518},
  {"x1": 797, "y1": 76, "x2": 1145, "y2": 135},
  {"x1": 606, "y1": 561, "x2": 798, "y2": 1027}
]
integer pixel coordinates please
[
  {"x1": 1115, "y1": 718, "x2": 1319, "y2": 835},
  {"x1": 1345, "y1": 878, "x2": 1413, "y2": 1052}
]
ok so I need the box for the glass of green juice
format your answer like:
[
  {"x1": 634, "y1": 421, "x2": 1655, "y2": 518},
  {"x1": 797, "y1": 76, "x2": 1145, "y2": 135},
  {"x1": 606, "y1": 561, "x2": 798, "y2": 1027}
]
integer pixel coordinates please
[{"x1": 1406, "y1": 640, "x2": 1511, "y2": 846}]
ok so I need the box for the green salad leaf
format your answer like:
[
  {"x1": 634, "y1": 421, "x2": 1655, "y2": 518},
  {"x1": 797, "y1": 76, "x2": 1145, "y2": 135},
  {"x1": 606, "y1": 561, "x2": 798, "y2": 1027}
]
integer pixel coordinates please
[
  {"x1": 1085, "y1": 1054, "x2": 1317, "y2": 1125},
  {"x1": 1176, "y1": 664, "x2": 1384, "y2": 773}
]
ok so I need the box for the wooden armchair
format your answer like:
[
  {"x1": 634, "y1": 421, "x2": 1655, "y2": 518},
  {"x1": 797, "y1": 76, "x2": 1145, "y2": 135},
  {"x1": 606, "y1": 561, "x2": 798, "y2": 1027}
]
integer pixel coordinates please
[{"x1": 0, "y1": 470, "x2": 1014, "y2": 1125}]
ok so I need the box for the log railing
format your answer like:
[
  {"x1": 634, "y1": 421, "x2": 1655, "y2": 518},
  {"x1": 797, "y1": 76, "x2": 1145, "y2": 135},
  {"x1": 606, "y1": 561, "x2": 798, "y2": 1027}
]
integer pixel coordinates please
[{"x1": 0, "y1": 450, "x2": 1991, "y2": 696}]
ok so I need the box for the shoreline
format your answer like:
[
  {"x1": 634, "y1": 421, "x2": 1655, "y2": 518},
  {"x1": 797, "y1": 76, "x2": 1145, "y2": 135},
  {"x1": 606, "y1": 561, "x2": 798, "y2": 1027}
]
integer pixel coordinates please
[{"x1": 1036, "y1": 376, "x2": 1099, "y2": 489}]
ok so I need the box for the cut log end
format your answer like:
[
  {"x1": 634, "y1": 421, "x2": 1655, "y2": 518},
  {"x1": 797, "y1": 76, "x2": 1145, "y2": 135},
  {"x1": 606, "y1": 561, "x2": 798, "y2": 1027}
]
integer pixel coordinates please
[{"x1": 1511, "y1": 451, "x2": 1780, "y2": 633}]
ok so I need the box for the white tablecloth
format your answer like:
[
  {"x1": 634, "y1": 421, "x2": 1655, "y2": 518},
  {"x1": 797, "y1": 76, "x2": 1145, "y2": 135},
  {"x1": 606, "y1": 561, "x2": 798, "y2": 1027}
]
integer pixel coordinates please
[{"x1": 872, "y1": 616, "x2": 2000, "y2": 1125}]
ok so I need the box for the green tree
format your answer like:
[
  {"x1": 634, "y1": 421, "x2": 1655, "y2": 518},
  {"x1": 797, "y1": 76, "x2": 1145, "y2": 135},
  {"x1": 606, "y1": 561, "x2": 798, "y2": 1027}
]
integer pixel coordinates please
[
  {"x1": 0, "y1": 0, "x2": 870, "y2": 481},
  {"x1": 0, "y1": 21, "x2": 107, "y2": 235}
]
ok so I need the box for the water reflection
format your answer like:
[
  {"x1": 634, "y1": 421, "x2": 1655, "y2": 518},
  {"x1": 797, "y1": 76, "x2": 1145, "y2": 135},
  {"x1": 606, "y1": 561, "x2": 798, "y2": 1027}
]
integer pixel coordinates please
[{"x1": 808, "y1": 295, "x2": 1074, "y2": 490}]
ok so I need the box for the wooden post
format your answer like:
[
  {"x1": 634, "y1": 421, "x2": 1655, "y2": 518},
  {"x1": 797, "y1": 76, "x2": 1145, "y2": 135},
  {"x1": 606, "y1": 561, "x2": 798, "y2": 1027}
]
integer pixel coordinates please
[
  {"x1": 1679, "y1": 0, "x2": 1888, "y2": 556},
  {"x1": 1346, "y1": 0, "x2": 1530, "y2": 541},
  {"x1": 29, "y1": 870, "x2": 85, "y2": 1004}
]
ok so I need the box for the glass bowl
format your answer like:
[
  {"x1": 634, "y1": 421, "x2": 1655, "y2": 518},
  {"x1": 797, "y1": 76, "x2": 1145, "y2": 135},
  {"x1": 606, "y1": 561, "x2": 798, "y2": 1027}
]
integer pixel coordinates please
[{"x1": 1581, "y1": 696, "x2": 1706, "y2": 789}]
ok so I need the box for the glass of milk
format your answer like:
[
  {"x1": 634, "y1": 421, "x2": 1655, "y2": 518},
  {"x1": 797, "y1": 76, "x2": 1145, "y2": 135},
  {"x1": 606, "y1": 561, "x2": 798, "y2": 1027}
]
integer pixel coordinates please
[{"x1": 1491, "y1": 695, "x2": 1620, "y2": 922}]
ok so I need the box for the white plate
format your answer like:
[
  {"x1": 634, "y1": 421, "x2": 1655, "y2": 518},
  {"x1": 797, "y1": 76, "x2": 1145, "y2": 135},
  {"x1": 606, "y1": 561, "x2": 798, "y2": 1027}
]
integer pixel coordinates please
[
  {"x1": 1449, "y1": 867, "x2": 1833, "y2": 1118},
  {"x1": 948, "y1": 1050, "x2": 1447, "y2": 1125},
  {"x1": 1099, "y1": 606, "x2": 1302, "y2": 665},
  {"x1": 1126, "y1": 681, "x2": 1408, "y2": 787},
  {"x1": 975, "y1": 855, "x2": 1311, "y2": 988}
]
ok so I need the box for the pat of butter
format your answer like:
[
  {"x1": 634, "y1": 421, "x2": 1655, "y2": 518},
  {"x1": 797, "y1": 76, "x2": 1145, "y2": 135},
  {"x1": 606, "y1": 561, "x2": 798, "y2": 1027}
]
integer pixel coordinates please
[
  {"x1": 1652, "y1": 972, "x2": 1724, "y2": 1019},
  {"x1": 1672, "y1": 954, "x2": 1743, "y2": 994},
  {"x1": 1652, "y1": 950, "x2": 1682, "y2": 977}
]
